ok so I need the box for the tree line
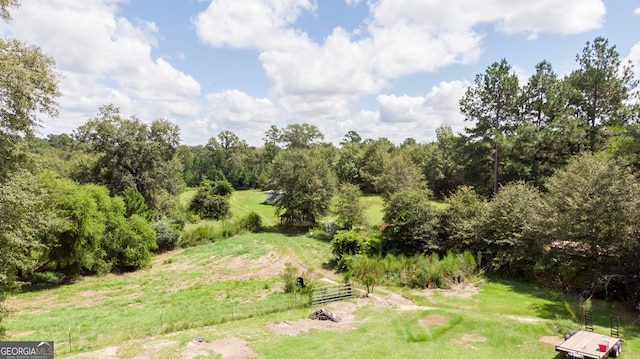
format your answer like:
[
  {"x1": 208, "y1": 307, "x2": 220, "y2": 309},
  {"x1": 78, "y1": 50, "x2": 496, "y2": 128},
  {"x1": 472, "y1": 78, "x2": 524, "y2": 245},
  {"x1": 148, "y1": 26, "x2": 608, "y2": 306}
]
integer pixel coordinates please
[{"x1": 1, "y1": 0, "x2": 640, "y2": 333}]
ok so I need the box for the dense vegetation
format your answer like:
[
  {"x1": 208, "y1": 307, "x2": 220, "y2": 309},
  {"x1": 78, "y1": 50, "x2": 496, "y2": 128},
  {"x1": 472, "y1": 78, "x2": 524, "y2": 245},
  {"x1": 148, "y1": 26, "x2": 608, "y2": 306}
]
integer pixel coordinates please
[{"x1": 1, "y1": 0, "x2": 640, "y2": 340}]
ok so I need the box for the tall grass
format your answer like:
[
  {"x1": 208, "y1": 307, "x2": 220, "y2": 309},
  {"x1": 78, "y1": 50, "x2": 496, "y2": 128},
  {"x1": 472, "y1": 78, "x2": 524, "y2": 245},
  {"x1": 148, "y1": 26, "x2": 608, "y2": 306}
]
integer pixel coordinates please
[{"x1": 345, "y1": 251, "x2": 482, "y2": 292}]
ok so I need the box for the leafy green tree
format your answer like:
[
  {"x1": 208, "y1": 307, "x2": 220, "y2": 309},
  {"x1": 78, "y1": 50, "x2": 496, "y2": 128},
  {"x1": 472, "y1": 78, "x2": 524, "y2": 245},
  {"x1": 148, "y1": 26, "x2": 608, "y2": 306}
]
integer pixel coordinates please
[
  {"x1": 381, "y1": 189, "x2": 440, "y2": 256},
  {"x1": 334, "y1": 142, "x2": 363, "y2": 185},
  {"x1": 0, "y1": 1, "x2": 60, "y2": 331},
  {"x1": 437, "y1": 186, "x2": 486, "y2": 254},
  {"x1": 73, "y1": 105, "x2": 184, "y2": 209},
  {"x1": 0, "y1": 170, "x2": 52, "y2": 333},
  {"x1": 542, "y1": 154, "x2": 640, "y2": 291},
  {"x1": 102, "y1": 202, "x2": 157, "y2": 272},
  {"x1": 331, "y1": 230, "x2": 364, "y2": 260},
  {"x1": 423, "y1": 126, "x2": 466, "y2": 197},
  {"x1": 460, "y1": 59, "x2": 520, "y2": 194},
  {"x1": 0, "y1": 38, "x2": 60, "y2": 182},
  {"x1": 279, "y1": 123, "x2": 324, "y2": 149},
  {"x1": 567, "y1": 37, "x2": 638, "y2": 151},
  {"x1": 374, "y1": 153, "x2": 428, "y2": 200},
  {"x1": 358, "y1": 138, "x2": 396, "y2": 193},
  {"x1": 267, "y1": 148, "x2": 336, "y2": 226},
  {"x1": 189, "y1": 179, "x2": 232, "y2": 220},
  {"x1": 476, "y1": 181, "x2": 544, "y2": 276},
  {"x1": 332, "y1": 183, "x2": 367, "y2": 230},
  {"x1": 0, "y1": 0, "x2": 18, "y2": 21},
  {"x1": 340, "y1": 130, "x2": 362, "y2": 146}
]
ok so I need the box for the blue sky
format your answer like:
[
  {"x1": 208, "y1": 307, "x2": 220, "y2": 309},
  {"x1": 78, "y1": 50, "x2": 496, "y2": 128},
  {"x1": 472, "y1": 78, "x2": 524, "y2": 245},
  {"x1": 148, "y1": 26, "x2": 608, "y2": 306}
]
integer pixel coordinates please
[{"x1": 2, "y1": 0, "x2": 640, "y2": 146}]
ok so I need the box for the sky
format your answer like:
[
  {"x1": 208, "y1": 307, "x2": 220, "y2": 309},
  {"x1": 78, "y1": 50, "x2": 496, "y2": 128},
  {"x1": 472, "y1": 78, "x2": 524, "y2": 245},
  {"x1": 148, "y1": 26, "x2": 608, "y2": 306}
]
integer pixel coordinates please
[{"x1": 1, "y1": 0, "x2": 640, "y2": 147}]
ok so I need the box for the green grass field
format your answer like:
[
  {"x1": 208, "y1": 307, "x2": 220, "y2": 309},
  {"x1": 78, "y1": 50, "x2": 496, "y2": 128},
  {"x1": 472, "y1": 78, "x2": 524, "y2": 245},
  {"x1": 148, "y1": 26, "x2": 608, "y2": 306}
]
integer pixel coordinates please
[{"x1": 3, "y1": 190, "x2": 637, "y2": 358}]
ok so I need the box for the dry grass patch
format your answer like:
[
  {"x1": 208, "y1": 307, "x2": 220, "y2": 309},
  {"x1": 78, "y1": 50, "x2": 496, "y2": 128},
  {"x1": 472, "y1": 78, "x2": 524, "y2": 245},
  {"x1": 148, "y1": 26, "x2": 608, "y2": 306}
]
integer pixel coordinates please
[
  {"x1": 185, "y1": 336, "x2": 257, "y2": 359},
  {"x1": 419, "y1": 314, "x2": 450, "y2": 327},
  {"x1": 451, "y1": 333, "x2": 487, "y2": 350}
]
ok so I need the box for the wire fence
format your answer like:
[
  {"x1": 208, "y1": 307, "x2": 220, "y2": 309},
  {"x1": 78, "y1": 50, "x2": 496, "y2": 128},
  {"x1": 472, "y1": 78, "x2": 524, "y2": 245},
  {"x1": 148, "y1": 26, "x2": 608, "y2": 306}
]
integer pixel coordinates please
[{"x1": 52, "y1": 291, "x2": 310, "y2": 357}]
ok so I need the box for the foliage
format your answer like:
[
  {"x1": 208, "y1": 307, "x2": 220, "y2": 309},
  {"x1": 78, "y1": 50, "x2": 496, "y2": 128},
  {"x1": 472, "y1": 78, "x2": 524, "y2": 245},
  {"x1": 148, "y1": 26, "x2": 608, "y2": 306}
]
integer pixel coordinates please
[
  {"x1": 346, "y1": 255, "x2": 382, "y2": 294},
  {"x1": 152, "y1": 221, "x2": 181, "y2": 252},
  {"x1": 377, "y1": 251, "x2": 481, "y2": 289},
  {"x1": 238, "y1": 211, "x2": 262, "y2": 232},
  {"x1": 281, "y1": 262, "x2": 299, "y2": 293},
  {"x1": 102, "y1": 212, "x2": 157, "y2": 272},
  {"x1": 122, "y1": 187, "x2": 154, "y2": 221},
  {"x1": 381, "y1": 189, "x2": 440, "y2": 256},
  {"x1": 566, "y1": 37, "x2": 638, "y2": 151},
  {"x1": 437, "y1": 186, "x2": 486, "y2": 254},
  {"x1": 541, "y1": 154, "x2": 640, "y2": 298},
  {"x1": 331, "y1": 230, "x2": 365, "y2": 260},
  {"x1": 73, "y1": 105, "x2": 184, "y2": 210},
  {"x1": 358, "y1": 138, "x2": 395, "y2": 193},
  {"x1": 0, "y1": 37, "x2": 60, "y2": 182},
  {"x1": 373, "y1": 154, "x2": 428, "y2": 200},
  {"x1": 189, "y1": 179, "x2": 232, "y2": 220},
  {"x1": 331, "y1": 183, "x2": 367, "y2": 230},
  {"x1": 475, "y1": 181, "x2": 545, "y2": 276},
  {"x1": 460, "y1": 59, "x2": 520, "y2": 194},
  {"x1": 278, "y1": 123, "x2": 325, "y2": 149},
  {"x1": 266, "y1": 148, "x2": 336, "y2": 227}
]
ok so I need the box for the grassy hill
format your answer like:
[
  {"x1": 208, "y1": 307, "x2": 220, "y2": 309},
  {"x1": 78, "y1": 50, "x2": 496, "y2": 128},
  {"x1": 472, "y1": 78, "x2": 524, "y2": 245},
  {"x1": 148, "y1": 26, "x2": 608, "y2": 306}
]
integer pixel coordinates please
[{"x1": 3, "y1": 190, "x2": 638, "y2": 358}]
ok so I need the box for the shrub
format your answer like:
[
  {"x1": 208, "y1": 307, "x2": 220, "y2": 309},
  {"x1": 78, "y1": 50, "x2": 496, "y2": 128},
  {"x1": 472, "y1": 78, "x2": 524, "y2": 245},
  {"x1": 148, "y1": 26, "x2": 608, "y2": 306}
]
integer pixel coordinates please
[
  {"x1": 212, "y1": 180, "x2": 233, "y2": 197},
  {"x1": 239, "y1": 211, "x2": 262, "y2": 232},
  {"x1": 201, "y1": 196, "x2": 231, "y2": 220},
  {"x1": 152, "y1": 221, "x2": 180, "y2": 252},
  {"x1": 331, "y1": 230, "x2": 364, "y2": 260},
  {"x1": 282, "y1": 262, "x2": 298, "y2": 293},
  {"x1": 189, "y1": 180, "x2": 233, "y2": 219}
]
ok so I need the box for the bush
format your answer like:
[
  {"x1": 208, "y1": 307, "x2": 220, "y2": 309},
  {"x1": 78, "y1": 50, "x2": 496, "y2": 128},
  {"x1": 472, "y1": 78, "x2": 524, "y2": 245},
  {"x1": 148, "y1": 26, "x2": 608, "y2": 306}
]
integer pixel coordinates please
[
  {"x1": 212, "y1": 180, "x2": 233, "y2": 197},
  {"x1": 152, "y1": 221, "x2": 180, "y2": 252},
  {"x1": 331, "y1": 230, "x2": 364, "y2": 260},
  {"x1": 239, "y1": 211, "x2": 262, "y2": 232},
  {"x1": 282, "y1": 262, "x2": 298, "y2": 293},
  {"x1": 201, "y1": 196, "x2": 231, "y2": 220},
  {"x1": 189, "y1": 180, "x2": 233, "y2": 219}
]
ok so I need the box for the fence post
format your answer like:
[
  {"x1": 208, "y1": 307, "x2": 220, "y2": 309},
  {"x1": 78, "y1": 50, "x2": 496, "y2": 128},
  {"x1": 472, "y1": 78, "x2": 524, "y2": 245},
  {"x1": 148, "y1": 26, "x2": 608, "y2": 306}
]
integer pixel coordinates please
[{"x1": 159, "y1": 309, "x2": 163, "y2": 334}]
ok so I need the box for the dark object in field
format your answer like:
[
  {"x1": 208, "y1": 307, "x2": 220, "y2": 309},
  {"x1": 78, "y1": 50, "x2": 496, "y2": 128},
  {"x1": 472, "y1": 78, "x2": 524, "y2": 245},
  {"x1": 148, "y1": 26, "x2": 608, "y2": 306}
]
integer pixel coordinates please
[
  {"x1": 310, "y1": 308, "x2": 340, "y2": 322},
  {"x1": 297, "y1": 276, "x2": 305, "y2": 288}
]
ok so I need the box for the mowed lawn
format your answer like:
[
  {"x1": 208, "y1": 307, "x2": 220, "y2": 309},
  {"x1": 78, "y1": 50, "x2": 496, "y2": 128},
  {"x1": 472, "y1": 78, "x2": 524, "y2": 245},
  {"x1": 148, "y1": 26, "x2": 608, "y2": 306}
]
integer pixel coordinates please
[{"x1": 3, "y1": 190, "x2": 638, "y2": 358}]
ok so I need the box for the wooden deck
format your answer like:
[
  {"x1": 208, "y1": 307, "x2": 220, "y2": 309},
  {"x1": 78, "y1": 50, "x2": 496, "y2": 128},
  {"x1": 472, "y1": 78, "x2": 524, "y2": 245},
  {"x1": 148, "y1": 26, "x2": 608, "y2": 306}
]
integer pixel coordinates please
[{"x1": 556, "y1": 330, "x2": 622, "y2": 359}]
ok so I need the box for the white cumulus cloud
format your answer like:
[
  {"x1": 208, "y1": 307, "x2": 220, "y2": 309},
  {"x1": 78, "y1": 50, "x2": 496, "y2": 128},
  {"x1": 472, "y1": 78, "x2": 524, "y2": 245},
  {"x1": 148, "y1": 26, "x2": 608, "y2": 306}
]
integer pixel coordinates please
[{"x1": 1, "y1": 0, "x2": 201, "y2": 137}]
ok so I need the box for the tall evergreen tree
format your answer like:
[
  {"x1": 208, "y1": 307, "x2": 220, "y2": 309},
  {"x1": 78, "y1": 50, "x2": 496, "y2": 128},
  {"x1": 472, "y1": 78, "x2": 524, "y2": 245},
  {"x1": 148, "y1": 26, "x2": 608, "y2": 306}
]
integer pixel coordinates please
[{"x1": 460, "y1": 59, "x2": 520, "y2": 194}]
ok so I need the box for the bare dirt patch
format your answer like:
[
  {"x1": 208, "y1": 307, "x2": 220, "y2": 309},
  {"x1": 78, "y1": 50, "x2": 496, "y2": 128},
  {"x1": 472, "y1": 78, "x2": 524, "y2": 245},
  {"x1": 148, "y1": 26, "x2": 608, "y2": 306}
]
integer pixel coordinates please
[
  {"x1": 66, "y1": 346, "x2": 119, "y2": 359},
  {"x1": 267, "y1": 318, "x2": 353, "y2": 336},
  {"x1": 130, "y1": 339, "x2": 178, "y2": 359},
  {"x1": 451, "y1": 333, "x2": 487, "y2": 350},
  {"x1": 419, "y1": 314, "x2": 450, "y2": 327},
  {"x1": 184, "y1": 336, "x2": 258, "y2": 359},
  {"x1": 411, "y1": 284, "x2": 480, "y2": 299},
  {"x1": 539, "y1": 336, "x2": 564, "y2": 346},
  {"x1": 370, "y1": 292, "x2": 432, "y2": 311},
  {"x1": 507, "y1": 316, "x2": 543, "y2": 324},
  {"x1": 268, "y1": 301, "x2": 357, "y2": 336}
]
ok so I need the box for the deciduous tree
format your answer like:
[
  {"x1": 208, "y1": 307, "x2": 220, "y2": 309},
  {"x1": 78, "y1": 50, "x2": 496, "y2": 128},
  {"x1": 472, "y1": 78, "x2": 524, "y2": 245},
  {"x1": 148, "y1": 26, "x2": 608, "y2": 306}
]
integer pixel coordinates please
[
  {"x1": 267, "y1": 148, "x2": 335, "y2": 226},
  {"x1": 74, "y1": 105, "x2": 183, "y2": 209}
]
